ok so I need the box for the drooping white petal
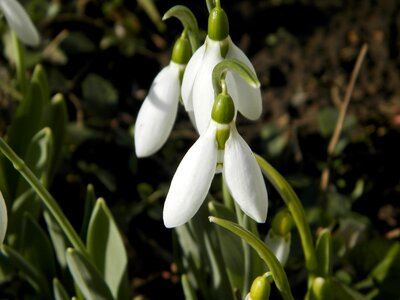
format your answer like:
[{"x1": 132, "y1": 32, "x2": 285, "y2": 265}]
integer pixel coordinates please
[
  {"x1": 265, "y1": 231, "x2": 291, "y2": 266},
  {"x1": 224, "y1": 125, "x2": 268, "y2": 223},
  {"x1": 163, "y1": 122, "x2": 218, "y2": 228},
  {"x1": 134, "y1": 63, "x2": 181, "y2": 157},
  {"x1": 0, "y1": 0, "x2": 40, "y2": 46},
  {"x1": 0, "y1": 191, "x2": 7, "y2": 243},
  {"x1": 192, "y1": 38, "x2": 224, "y2": 134},
  {"x1": 181, "y1": 44, "x2": 206, "y2": 111},
  {"x1": 226, "y1": 38, "x2": 262, "y2": 120}
]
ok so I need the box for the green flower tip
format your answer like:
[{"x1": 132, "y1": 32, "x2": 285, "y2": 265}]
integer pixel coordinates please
[
  {"x1": 208, "y1": 7, "x2": 229, "y2": 41},
  {"x1": 212, "y1": 93, "x2": 235, "y2": 124},
  {"x1": 171, "y1": 35, "x2": 192, "y2": 65},
  {"x1": 250, "y1": 275, "x2": 271, "y2": 300},
  {"x1": 271, "y1": 209, "x2": 293, "y2": 237}
]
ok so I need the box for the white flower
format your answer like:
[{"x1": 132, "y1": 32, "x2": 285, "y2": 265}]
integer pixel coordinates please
[
  {"x1": 0, "y1": 191, "x2": 7, "y2": 243},
  {"x1": 181, "y1": 36, "x2": 262, "y2": 134},
  {"x1": 0, "y1": 0, "x2": 40, "y2": 46},
  {"x1": 134, "y1": 62, "x2": 184, "y2": 157},
  {"x1": 163, "y1": 120, "x2": 268, "y2": 228},
  {"x1": 265, "y1": 230, "x2": 291, "y2": 266}
]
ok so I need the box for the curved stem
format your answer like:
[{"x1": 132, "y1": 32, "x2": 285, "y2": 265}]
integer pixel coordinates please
[
  {"x1": 255, "y1": 154, "x2": 318, "y2": 277},
  {"x1": 0, "y1": 138, "x2": 88, "y2": 258}
]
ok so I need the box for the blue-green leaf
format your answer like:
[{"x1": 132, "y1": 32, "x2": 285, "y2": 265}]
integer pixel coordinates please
[
  {"x1": 53, "y1": 278, "x2": 70, "y2": 300},
  {"x1": 86, "y1": 198, "x2": 129, "y2": 300},
  {"x1": 66, "y1": 248, "x2": 114, "y2": 300}
]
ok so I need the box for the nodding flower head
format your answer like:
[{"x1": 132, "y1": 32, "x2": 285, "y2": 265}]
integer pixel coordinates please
[
  {"x1": 163, "y1": 92, "x2": 268, "y2": 228},
  {"x1": 181, "y1": 4, "x2": 262, "y2": 134},
  {"x1": 0, "y1": 191, "x2": 7, "y2": 243},
  {"x1": 0, "y1": 0, "x2": 40, "y2": 46},
  {"x1": 134, "y1": 35, "x2": 191, "y2": 157}
]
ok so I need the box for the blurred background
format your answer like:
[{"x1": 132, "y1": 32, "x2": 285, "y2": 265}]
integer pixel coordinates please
[{"x1": 1, "y1": 0, "x2": 400, "y2": 298}]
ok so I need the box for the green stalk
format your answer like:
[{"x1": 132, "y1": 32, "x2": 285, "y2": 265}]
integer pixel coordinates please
[
  {"x1": 11, "y1": 32, "x2": 27, "y2": 96},
  {"x1": 255, "y1": 154, "x2": 318, "y2": 276},
  {"x1": 0, "y1": 138, "x2": 88, "y2": 257}
]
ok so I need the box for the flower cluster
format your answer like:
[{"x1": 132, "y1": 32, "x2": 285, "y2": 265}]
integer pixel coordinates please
[{"x1": 134, "y1": 3, "x2": 268, "y2": 228}]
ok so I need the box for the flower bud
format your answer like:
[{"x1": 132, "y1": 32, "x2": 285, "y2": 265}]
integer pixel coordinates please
[
  {"x1": 211, "y1": 93, "x2": 235, "y2": 124},
  {"x1": 271, "y1": 209, "x2": 293, "y2": 237},
  {"x1": 309, "y1": 277, "x2": 333, "y2": 300},
  {"x1": 249, "y1": 275, "x2": 271, "y2": 300},
  {"x1": 208, "y1": 6, "x2": 229, "y2": 41},
  {"x1": 171, "y1": 35, "x2": 192, "y2": 65}
]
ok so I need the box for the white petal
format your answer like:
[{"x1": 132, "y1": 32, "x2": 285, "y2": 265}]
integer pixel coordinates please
[
  {"x1": 192, "y1": 38, "x2": 223, "y2": 134},
  {"x1": 134, "y1": 63, "x2": 181, "y2": 157},
  {"x1": 226, "y1": 38, "x2": 262, "y2": 120},
  {"x1": 163, "y1": 123, "x2": 218, "y2": 228},
  {"x1": 181, "y1": 44, "x2": 206, "y2": 111},
  {"x1": 265, "y1": 231, "x2": 291, "y2": 266},
  {"x1": 224, "y1": 125, "x2": 268, "y2": 223},
  {"x1": 0, "y1": 0, "x2": 40, "y2": 46},
  {"x1": 0, "y1": 191, "x2": 7, "y2": 243}
]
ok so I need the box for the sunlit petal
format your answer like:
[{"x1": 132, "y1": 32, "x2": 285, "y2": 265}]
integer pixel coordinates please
[
  {"x1": 0, "y1": 191, "x2": 7, "y2": 243},
  {"x1": 265, "y1": 231, "x2": 291, "y2": 266},
  {"x1": 0, "y1": 0, "x2": 40, "y2": 46},
  {"x1": 224, "y1": 125, "x2": 268, "y2": 223},
  {"x1": 163, "y1": 123, "x2": 218, "y2": 228},
  {"x1": 181, "y1": 44, "x2": 206, "y2": 111},
  {"x1": 226, "y1": 39, "x2": 262, "y2": 120},
  {"x1": 134, "y1": 63, "x2": 181, "y2": 157},
  {"x1": 192, "y1": 38, "x2": 223, "y2": 134}
]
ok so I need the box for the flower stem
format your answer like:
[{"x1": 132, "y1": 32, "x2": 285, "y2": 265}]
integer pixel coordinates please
[
  {"x1": 0, "y1": 137, "x2": 88, "y2": 257},
  {"x1": 255, "y1": 154, "x2": 318, "y2": 277}
]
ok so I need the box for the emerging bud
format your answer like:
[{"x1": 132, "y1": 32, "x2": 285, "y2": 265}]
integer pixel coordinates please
[
  {"x1": 249, "y1": 275, "x2": 271, "y2": 300},
  {"x1": 309, "y1": 277, "x2": 333, "y2": 300},
  {"x1": 211, "y1": 93, "x2": 235, "y2": 124},
  {"x1": 271, "y1": 209, "x2": 293, "y2": 237},
  {"x1": 208, "y1": 6, "x2": 229, "y2": 41},
  {"x1": 171, "y1": 35, "x2": 192, "y2": 65}
]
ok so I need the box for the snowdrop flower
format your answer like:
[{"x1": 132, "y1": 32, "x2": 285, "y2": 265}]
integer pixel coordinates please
[
  {"x1": 134, "y1": 35, "x2": 191, "y2": 157},
  {"x1": 0, "y1": 191, "x2": 7, "y2": 243},
  {"x1": 265, "y1": 209, "x2": 292, "y2": 266},
  {"x1": 181, "y1": 4, "x2": 262, "y2": 134},
  {"x1": 163, "y1": 92, "x2": 268, "y2": 228},
  {"x1": 245, "y1": 274, "x2": 271, "y2": 300},
  {"x1": 0, "y1": 0, "x2": 40, "y2": 46}
]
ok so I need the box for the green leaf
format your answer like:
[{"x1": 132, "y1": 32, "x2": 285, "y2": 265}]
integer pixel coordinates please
[
  {"x1": 209, "y1": 217, "x2": 294, "y2": 300},
  {"x1": 137, "y1": 0, "x2": 166, "y2": 32},
  {"x1": 331, "y1": 280, "x2": 367, "y2": 300},
  {"x1": 42, "y1": 94, "x2": 68, "y2": 182},
  {"x1": 315, "y1": 229, "x2": 332, "y2": 277},
  {"x1": 43, "y1": 211, "x2": 70, "y2": 269},
  {"x1": 82, "y1": 73, "x2": 118, "y2": 116},
  {"x1": 16, "y1": 127, "x2": 53, "y2": 196},
  {"x1": 0, "y1": 244, "x2": 51, "y2": 299},
  {"x1": 31, "y1": 64, "x2": 50, "y2": 106},
  {"x1": 19, "y1": 213, "x2": 56, "y2": 280},
  {"x1": 181, "y1": 273, "x2": 198, "y2": 300},
  {"x1": 208, "y1": 201, "x2": 244, "y2": 292},
  {"x1": 80, "y1": 184, "x2": 96, "y2": 240},
  {"x1": 66, "y1": 248, "x2": 114, "y2": 300},
  {"x1": 86, "y1": 198, "x2": 129, "y2": 300},
  {"x1": 255, "y1": 154, "x2": 318, "y2": 274},
  {"x1": 53, "y1": 278, "x2": 70, "y2": 300}
]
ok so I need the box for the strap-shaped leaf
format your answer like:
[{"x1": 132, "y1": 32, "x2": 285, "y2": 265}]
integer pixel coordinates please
[
  {"x1": 86, "y1": 198, "x2": 129, "y2": 299},
  {"x1": 19, "y1": 213, "x2": 56, "y2": 280},
  {"x1": 0, "y1": 244, "x2": 51, "y2": 299},
  {"x1": 66, "y1": 248, "x2": 114, "y2": 300},
  {"x1": 53, "y1": 278, "x2": 70, "y2": 300}
]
